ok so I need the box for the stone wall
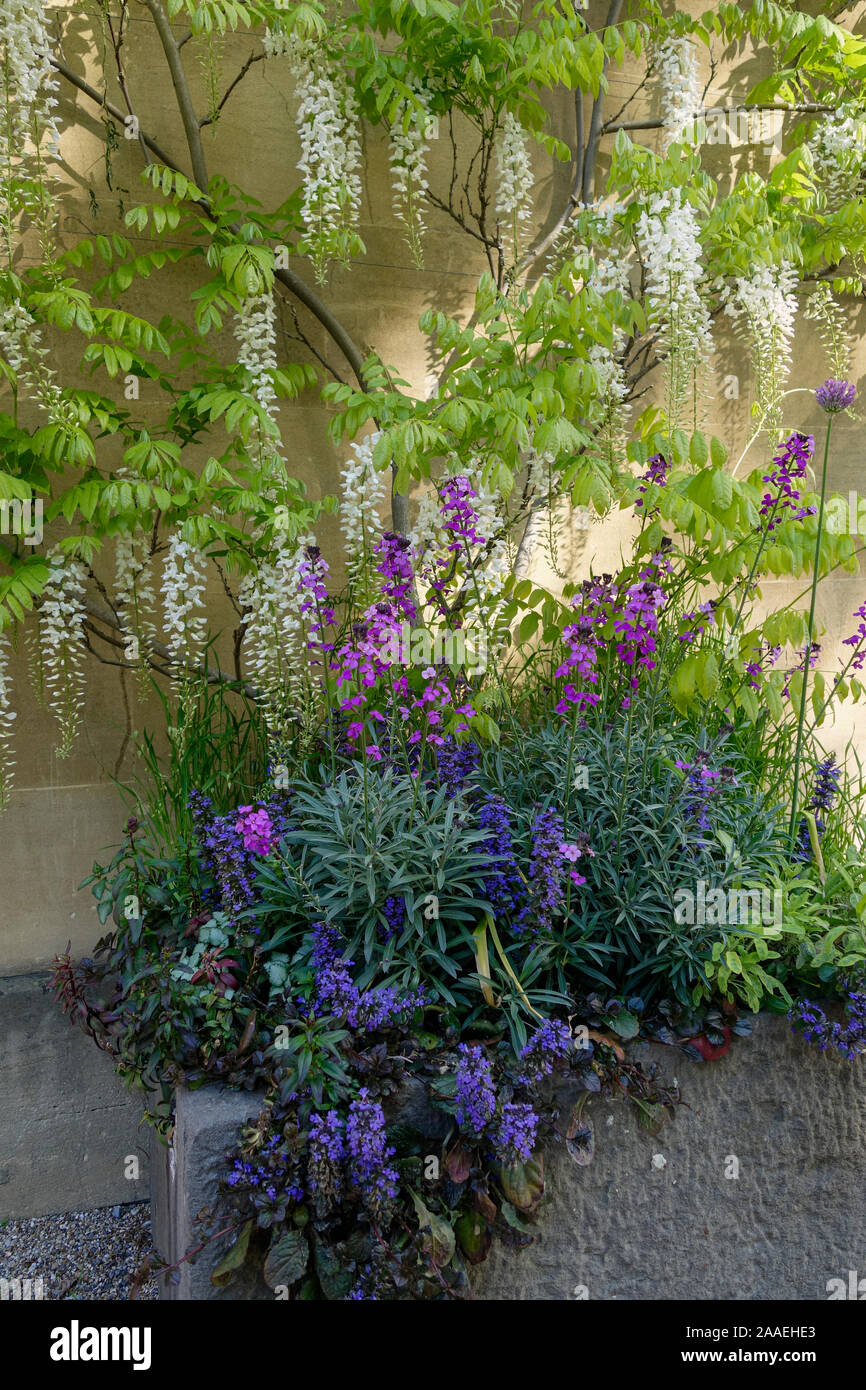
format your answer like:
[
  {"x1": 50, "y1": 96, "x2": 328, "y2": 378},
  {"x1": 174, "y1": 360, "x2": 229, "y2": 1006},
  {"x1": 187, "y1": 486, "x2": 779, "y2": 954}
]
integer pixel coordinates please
[
  {"x1": 150, "y1": 1015, "x2": 866, "y2": 1301},
  {"x1": 0, "y1": 972, "x2": 149, "y2": 1219}
]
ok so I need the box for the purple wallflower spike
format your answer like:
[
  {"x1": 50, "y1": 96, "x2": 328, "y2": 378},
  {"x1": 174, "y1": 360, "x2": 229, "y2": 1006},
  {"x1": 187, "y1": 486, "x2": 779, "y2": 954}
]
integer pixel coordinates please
[
  {"x1": 634, "y1": 452, "x2": 668, "y2": 511},
  {"x1": 815, "y1": 379, "x2": 856, "y2": 413},
  {"x1": 758, "y1": 432, "x2": 816, "y2": 532}
]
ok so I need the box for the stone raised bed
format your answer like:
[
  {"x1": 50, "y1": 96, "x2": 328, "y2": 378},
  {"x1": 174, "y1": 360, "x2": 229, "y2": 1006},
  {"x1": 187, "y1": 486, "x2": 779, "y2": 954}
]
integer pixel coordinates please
[{"x1": 150, "y1": 1015, "x2": 866, "y2": 1300}]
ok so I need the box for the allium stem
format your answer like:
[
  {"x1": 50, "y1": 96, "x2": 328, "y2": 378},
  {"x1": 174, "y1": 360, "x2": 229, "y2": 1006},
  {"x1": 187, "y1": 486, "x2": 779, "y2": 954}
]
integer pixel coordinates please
[{"x1": 789, "y1": 417, "x2": 832, "y2": 844}]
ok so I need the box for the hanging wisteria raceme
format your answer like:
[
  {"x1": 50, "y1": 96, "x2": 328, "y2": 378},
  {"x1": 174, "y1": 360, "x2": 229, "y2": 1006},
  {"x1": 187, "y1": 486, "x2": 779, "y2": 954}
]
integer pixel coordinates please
[
  {"x1": 494, "y1": 112, "x2": 534, "y2": 264},
  {"x1": 0, "y1": 301, "x2": 76, "y2": 426},
  {"x1": 722, "y1": 261, "x2": 798, "y2": 438},
  {"x1": 339, "y1": 431, "x2": 387, "y2": 580},
  {"x1": 0, "y1": 1, "x2": 62, "y2": 306},
  {"x1": 409, "y1": 488, "x2": 447, "y2": 577},
  {"x1": 238, "y1": 556, "x2": 289, "y2": 730},
  {"x1": 809, "y1": 103, "x2": 866, "y2": 211},
  {"x1": 279, "y1": 38, "x2": 363, "y2": 283},
  {"x1": 114, "y1": 528, "x2": 157, "y2": 675},
  {"x1": 240, "y1": 534, "x2": 331, "y2": 726},
  {"x1": 466, "y1": 465, "x2": 509, "y2": 615},
  {"x1": 389, "y1": 84, "x2": 438, "y2": 267},
  {"x1": 0, "y1": 3, "x2": 71, "y2": 425},
  {"x1": 233, "y1": 291, "x2": 279, "y2": 414},
  {"x1": 0, "y1": 624, "x2": 15, "y2": 809},
  {"x1": 39, "y1": 550, "x2": 88, "y2": 758},
  {"x1": 804, "y1": 282, "x2": 852, "y2": 383},
  {"x1": 637, "y1": 187, "x2": 713, "y2": 428},
  {"x1": 0, "y1": 0, "x2": 60, "y2": 150},
  {"x1": 656, "y1": 35, "x2": 702, "y2": 151},
  {"x1": 161, "y1": 530, "x2": 208, "y2": 674},
  {"x1": 587, "y1": 225, "x2": 632, "y2": 422}
]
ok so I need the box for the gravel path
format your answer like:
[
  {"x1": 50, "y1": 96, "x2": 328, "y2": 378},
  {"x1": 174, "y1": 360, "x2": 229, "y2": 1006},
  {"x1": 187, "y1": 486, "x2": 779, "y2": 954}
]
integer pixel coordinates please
[{"x1": 0, "y1": 1201, "x2": 159, "y2": 1301}]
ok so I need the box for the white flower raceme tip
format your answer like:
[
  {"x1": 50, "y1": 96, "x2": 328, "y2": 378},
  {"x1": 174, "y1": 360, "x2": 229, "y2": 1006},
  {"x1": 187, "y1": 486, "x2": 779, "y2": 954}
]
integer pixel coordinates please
[
  {"x1": 39, "y1": 550, "x2": 88, "y2": 758},
  {"x1": 495, "y1": 113, "x2": 534, "y2": 261},
  {"x1": 161, "y1": 531, "x2": 208, "y2": 671},
  {"x1": 656, "y1": 36, "x2": 702, "y2": 152}
]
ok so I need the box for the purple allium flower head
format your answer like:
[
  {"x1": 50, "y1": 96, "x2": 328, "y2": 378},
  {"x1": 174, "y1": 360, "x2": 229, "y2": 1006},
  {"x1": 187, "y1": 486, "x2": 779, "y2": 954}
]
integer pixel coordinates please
[
  {"x1": 454, "y1": 1043, "x2": 497, "y2": 1135},
  {"x1": 494, "y1": 1101, "x2": 538, "y2": 1165},
  {"x1": 815, "y1": 379, "x2": 856, "y2": 413}
]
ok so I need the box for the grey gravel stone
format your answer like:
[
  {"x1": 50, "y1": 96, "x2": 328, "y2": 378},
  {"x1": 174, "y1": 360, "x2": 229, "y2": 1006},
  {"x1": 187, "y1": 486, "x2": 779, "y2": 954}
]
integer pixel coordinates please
[{"x1": 0, "y1": 1200, "x2": 158, "y2": 1300}]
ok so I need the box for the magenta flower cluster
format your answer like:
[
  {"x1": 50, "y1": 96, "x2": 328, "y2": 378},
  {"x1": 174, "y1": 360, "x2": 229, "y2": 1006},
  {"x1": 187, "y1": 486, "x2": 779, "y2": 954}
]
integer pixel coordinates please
[{"x1": 235, "y1": 805, "x2": 276, "y2": 856}]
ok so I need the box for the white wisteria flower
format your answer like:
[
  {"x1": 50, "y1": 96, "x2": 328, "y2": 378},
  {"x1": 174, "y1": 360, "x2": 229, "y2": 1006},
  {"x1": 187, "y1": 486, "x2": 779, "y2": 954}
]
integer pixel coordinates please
[
  {"x1": 637, "y1": 187, "x2": 713, "y2": 427},
  {"x1": 809, "y1": 104, "x2": 866, "y2": 211},
  {"x1": 495, "y1": 112, "x2": 534, "y2": 262},
  {"x1": 587, "y1": 224, "x2": 632, "y2": 412},
  {"x1": 233, "y1": 291, "x2": 279, "y2": 414},
  {"x1": 389, "y1": 84, "x2": 438, "y2": 267},
  {"x1": 39, "y1": 550, "x2": 88, "y2": 758},
  {"x1": 339, "y1": 431, "x2": 387, "y2": 574},
  {"x1": 240, "y1": 535, "x2": 322, "y2": 727},
  {"x1": 722, "y1": 260, "x2": 798, "y2": 435},
  {"x1": 803, "y1": 281, "x2": 851, "y2": 382},
  {"x1": 0, "y1": 301, "x2": 75, "y2": 426},
  {"x1": 0, "y1": 0, "x2": 61, "y2": 153},
  {"x1": 468, "y1": 468, "x2": 509, "y2": 611},
  {"x1": 239, "y1": 556, "x2": 289, "y2": 729},
  {"x1": 285, "y1": 39, "x2": 363, "y2": 282},
  {"x1": 115, "y1": 528, "x2": 157, "y2": 671},
  {"x1": 0, "y1": 624, "x2": 16, "y2": 810},
  {"x1": 655, "y1": 36, "x2": 702, "y2": 152},
  {"x1": 410, "y1": 488, "x2": 447, "y2": 572},
  {"x1": 161, "y1": 531, "x2": 208, "y2": 671}
]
